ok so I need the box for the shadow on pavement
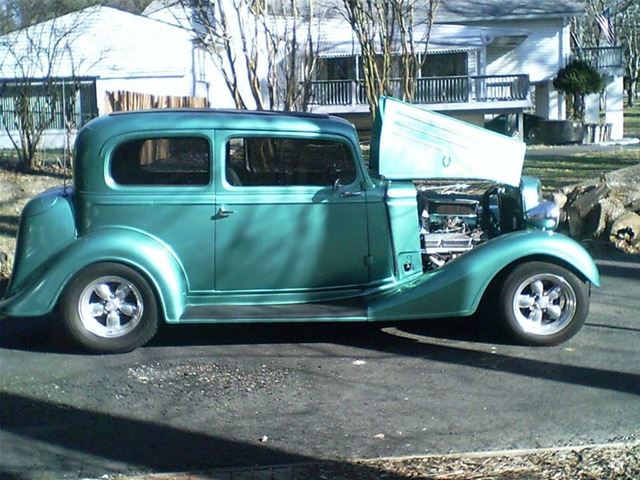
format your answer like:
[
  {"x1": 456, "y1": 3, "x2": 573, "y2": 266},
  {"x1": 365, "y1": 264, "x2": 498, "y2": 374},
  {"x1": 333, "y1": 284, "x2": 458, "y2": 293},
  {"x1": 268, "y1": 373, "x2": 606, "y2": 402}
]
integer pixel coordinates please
[
  {"x1": 0, "y1": 390, "x2": 410, "y2": 479},
  {"x1": 379, "y1": 325, "x2": 640, "y2": 396},
  {"x1": 0, "y1": 314, "x2": 67, "y2": 353},
  {"x1": 2, "y1": 315, "x2": 639, "y2": 397},
  {"x1": 151, "y1": 316, "x2": 501, "y2": 348},
  {"x1": 156, "y1": 318, "x2": 640, "y2": 396}
]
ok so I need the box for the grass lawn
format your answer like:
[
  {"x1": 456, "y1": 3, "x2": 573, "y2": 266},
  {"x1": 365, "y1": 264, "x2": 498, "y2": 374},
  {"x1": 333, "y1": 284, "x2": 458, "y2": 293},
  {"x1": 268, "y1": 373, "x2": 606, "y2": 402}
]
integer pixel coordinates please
[
  {"x1": 523, "y1": 105, "x2": 640, "y2": 193},
  {"x1": 523, "y1": 147, "x2": 640, "y2": 193},
  {"x1": 625, "y1": 103, "x2": 640, "y2": 138}
]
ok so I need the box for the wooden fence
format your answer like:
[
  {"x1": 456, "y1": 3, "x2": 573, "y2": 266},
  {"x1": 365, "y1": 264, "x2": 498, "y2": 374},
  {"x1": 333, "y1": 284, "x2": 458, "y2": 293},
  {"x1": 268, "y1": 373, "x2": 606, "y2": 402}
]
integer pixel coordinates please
[{"x1": 104, "y1": 90, "x2": 209, "y2": 113}]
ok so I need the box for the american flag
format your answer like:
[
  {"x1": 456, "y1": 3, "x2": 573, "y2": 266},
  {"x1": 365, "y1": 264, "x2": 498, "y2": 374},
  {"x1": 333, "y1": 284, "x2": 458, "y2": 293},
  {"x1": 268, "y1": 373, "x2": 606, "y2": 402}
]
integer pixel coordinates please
[{"x1": 595, "y1": 11, "x2": 616, "y2": 45}]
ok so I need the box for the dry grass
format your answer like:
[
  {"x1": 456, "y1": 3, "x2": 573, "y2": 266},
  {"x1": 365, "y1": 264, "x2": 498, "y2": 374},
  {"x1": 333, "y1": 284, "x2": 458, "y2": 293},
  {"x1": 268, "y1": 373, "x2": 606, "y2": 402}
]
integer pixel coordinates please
[{"x1": 120, "y1": 442, "x2": 640, "y2": 479}]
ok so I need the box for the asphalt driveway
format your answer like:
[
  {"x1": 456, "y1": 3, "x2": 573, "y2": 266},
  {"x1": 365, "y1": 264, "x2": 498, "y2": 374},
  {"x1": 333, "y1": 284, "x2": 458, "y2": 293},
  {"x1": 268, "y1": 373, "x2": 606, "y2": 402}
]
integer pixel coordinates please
[{"x1": 0, "y1": 246, "x2": 639, "y2": 479}]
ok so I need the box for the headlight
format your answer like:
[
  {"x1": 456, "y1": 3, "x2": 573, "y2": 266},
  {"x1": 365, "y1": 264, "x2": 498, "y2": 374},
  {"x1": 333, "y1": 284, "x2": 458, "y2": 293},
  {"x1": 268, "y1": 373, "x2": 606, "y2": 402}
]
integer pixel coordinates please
[{"x1": 525, "y1": 201, "x2": 560, "y2": 231}]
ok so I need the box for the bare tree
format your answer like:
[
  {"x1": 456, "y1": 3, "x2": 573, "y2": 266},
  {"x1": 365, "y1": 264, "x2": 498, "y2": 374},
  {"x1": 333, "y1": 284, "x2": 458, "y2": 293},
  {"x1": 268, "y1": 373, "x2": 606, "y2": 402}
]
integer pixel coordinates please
[
  {"x1": 340, "y1": 0, "x2": 439, "y2": 120},
  {"x1": 179, "y1": 0, "x2": 321, "y2": 111},
  {"x1": 1, "y1": 20, "x2": 71, "y2": 170},
  {"x1": 618, "y1": 4, "x2": 639, "y2": 106},
  {"x1": 259, "y1": 0, "x2": 323, "y2": 111},
  {"x1": 395, "y1": 0, "x2": 439, "y2": 102},
  {"x1": 340, "y1": 0, "x2": 394, "y2": 118},
  {"x1": 0, "y1": 10, "x2": 102, "y2": 170}
]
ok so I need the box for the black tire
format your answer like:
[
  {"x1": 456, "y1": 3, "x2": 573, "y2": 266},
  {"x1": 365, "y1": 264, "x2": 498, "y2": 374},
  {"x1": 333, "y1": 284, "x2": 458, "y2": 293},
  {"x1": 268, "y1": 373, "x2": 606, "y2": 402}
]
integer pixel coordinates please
[
  {"x1": 60, "y1": 262, "x2": 158, "y2": 353},
  {"x1": 498, "y1": 261, "x2": 589, "y2": 346}
]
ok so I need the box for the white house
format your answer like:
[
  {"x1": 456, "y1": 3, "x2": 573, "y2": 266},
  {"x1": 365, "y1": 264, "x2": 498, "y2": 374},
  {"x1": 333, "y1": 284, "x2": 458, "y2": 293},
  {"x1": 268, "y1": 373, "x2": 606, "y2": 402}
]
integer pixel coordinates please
[
  {"x1": 0, "y1": 0, "x2": 626, "y2": 150},
  {"x1": 295, "y1": 0, "x2": 624, "y2": 138},
  {"x1": 144, "y1": 0, "x2": 624, "y2": 139},
  {"x1": 0, "y1": 5, "x2": 212, "y2": 148},
  {"x1": 435, "y1": 0, "x2": 624, "y2": 139}
]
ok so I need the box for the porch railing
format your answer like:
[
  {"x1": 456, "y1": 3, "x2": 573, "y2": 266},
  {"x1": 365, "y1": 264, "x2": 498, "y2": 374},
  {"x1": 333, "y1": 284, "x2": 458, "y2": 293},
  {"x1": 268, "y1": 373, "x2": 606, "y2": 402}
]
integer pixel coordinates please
[
  {"x1": 309, "y1": 74, "x2": 530, "y2": 106},
  {"x1": 574, "y1": 46, "x2": 623, "y2": 69}
]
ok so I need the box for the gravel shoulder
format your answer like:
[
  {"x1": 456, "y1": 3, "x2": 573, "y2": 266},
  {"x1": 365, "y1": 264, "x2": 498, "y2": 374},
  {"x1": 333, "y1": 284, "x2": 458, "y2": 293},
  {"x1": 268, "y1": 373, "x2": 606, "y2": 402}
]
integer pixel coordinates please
[{"x1": 117, "y1": 443, "x2": 640, "y2": 479}]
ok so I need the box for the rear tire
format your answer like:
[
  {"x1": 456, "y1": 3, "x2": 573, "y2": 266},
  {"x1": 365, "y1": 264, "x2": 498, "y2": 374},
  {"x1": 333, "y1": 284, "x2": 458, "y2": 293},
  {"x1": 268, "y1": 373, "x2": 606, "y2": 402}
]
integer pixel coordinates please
[
  {"x1": 498, "y1": 262, "x2": 589, "y2": 346},
  {"x1": 60, "y1": 263, "x2": 158, "y2": 353}
]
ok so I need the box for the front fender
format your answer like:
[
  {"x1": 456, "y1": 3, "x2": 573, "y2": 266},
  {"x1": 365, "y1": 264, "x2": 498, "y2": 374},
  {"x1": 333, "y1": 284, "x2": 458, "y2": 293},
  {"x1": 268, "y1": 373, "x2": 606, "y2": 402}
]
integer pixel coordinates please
[
  {"x1": 0, "y1": 228, "x2": 188, "y2": 322},
  {"x1": 368, "y1": 230, "x2": 599, "y2": 321}
]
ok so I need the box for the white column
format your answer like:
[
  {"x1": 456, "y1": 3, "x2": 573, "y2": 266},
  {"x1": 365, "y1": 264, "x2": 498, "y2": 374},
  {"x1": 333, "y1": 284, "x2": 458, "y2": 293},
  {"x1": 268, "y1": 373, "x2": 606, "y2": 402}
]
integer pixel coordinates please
[
  {"x1": 584, "y1": 93, "x2": 600, "y2": 124},
  {"x1": 535, "y1": 80, "x2": 566, "y2": 120},
  {"x1": 534, "y1": 82, "x2": 550, "y2": 118},
  {"x1": 549, "y1": 87, "x2": 566, "y2": 120},
  {"x1": 517, "y1": 111, "x2": 525, "y2": 139},
  {"x1": 605, "y1": 75, "x2": 624, "y2": 140}
]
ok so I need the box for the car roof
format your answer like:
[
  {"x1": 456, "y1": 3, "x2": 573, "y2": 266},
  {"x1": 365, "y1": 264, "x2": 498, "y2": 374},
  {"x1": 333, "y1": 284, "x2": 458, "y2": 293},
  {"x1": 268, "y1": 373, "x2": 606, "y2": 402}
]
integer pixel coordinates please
[{"x1": 82, "y1": 108, "x2": 355, "y2": 137}]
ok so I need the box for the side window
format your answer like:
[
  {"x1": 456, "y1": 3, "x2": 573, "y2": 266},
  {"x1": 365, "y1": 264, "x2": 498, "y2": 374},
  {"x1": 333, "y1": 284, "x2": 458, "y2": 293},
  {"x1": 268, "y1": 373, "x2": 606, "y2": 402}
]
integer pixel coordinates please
[
  {"x1": 111, "y1": 137, "x2": 211, "y2": 186},
  {"x1": 225, "y1": 137, "x2": 356, "y2": 187}
]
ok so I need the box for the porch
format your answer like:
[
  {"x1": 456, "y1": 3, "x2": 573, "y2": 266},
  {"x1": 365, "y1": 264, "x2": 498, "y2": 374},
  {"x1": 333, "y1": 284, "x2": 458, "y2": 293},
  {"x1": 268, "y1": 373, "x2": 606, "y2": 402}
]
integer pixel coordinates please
[
  {"x1": 574, "y1": 46, "x2": 624, "y2": 70},
  {"x1": 308, "y1": 74, "x2": 531, "y2": 113}
]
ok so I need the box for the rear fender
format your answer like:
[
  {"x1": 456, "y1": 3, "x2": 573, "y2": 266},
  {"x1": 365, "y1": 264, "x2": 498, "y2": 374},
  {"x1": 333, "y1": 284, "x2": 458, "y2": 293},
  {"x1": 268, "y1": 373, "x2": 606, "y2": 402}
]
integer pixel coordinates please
[
  {"x1": 368, "y1": 231, "x2": 599, "y2": 321},
  {"x1": 0, "y1": 228, "x2": 188, "y2": 322}
]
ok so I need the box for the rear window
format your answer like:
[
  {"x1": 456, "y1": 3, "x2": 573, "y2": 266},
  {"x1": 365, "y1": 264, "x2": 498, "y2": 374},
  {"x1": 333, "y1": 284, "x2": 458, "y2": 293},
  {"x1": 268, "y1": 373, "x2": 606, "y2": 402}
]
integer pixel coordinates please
[
  {"x1": 225, "y1": 137, "x2": 356, "y2": 187},
  {"x1": 111, "y1": 137, "x2": 211, "y2": 186}
]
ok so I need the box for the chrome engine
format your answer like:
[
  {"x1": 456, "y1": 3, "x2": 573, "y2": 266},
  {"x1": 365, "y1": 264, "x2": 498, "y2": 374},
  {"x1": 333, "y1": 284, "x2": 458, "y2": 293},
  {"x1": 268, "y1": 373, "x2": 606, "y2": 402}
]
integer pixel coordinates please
[
  {"x1": 419, "y1": 193, "x2": 484, "y2": 269},
  {"x1": 417, "y1": 178, "x2": 551, "y2": 270}
]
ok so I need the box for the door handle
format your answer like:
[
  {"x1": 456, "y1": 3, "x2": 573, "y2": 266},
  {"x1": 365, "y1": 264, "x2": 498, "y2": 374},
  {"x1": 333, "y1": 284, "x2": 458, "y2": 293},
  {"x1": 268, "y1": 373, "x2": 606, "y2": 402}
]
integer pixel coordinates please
[
  {"x1": 339, "y1": 190, "x2": 363, "y2": 198},
  {"x1": 215, "y1": 207, "x2": 235, "y2": 219}
]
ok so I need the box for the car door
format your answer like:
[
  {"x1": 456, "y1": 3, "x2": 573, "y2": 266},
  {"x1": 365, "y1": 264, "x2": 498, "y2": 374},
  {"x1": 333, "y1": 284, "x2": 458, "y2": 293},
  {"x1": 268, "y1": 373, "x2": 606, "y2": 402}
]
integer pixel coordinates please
[
  {"x1": 214, "y1": 131, "x2": 370, "y2": 292},
  {"x1": 91, "y1": 133, "x2": 216, "y2": 293}
]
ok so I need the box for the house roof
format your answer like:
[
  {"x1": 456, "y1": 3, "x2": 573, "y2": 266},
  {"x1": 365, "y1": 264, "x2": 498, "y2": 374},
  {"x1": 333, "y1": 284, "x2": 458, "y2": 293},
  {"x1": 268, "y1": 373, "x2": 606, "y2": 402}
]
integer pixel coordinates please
[
  {"x1": 315, "y1": 21, "x2": 529, "y2": 56},
  {"x1": 435, "y1": 0, "x2": 585, "y2": 23},
  {"x1": 0, "y1": 5, "x2": 193, "y2": 79}
]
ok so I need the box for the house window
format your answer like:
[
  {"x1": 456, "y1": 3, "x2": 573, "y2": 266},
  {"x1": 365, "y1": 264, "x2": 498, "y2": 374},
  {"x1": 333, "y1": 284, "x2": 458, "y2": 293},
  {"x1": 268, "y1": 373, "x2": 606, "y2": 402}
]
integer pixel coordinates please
[
  {"x1": 317, "y1": 57, "x2": 356, "y2": 80},
  {"x1": 194, "y1": 47, "x2": 207, "y2": 82},
  {"x1": 0, "y1": 79, "x2": 98, "y2": 131},
  {"x1": 225, "y1": 137, "x2": 356, "y2": 187},
  {"x1": 422, "y1": 52, "x2": 468, "y2": 77},
  {"x1": 111, "y1": 137, "x2": 211, "y2": 186}
]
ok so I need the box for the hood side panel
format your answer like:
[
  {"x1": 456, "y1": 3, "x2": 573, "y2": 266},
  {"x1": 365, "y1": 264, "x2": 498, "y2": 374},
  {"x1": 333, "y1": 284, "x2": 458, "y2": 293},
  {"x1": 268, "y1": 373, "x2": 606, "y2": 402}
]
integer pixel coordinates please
[{"x1": 372, "y1": 96, "x2": 526, "y2": 187}]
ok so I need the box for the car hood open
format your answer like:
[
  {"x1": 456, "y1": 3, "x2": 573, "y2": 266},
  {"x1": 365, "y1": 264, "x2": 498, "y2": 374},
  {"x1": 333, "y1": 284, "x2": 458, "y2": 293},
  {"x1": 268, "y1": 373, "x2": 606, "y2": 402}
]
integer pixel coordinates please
[{"x1": 370, "y1": 96, "x2": 526, "y2": 187}]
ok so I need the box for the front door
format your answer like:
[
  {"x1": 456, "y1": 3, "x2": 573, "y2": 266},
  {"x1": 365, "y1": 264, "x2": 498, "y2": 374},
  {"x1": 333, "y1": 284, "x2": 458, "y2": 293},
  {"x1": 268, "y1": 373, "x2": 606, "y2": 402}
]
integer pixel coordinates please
[{"x1": 214, "y1": 132, "x2": 369, "y2": 292}]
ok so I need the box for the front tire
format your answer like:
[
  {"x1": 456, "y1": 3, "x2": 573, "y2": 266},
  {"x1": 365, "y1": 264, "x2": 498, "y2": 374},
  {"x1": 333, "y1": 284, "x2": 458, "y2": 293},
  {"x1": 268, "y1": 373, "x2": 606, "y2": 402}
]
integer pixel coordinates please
[
  {"x1": 60, "y1": 263, "x2": 158, "y2": 353},
  {"x1": 498, "y1": 262, "x2": 589, "y2": 346}
]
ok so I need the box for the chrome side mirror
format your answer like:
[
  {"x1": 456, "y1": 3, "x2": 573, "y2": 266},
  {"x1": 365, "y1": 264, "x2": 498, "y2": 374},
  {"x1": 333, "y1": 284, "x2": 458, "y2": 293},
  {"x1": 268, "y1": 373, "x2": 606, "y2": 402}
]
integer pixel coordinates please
[{"x1": 525, "y1": 201, "x2": 560, "y2": 231}]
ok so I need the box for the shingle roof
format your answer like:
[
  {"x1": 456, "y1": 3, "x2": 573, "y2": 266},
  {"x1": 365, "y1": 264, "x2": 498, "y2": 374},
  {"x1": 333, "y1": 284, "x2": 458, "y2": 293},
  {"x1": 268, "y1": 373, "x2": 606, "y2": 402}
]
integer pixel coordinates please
[
  {"x1": 0, "y1": 5, "x2": 193, "y2": 79},
  {"x1": 435, "y1": 0, "x2": 585, "y2": 23}
]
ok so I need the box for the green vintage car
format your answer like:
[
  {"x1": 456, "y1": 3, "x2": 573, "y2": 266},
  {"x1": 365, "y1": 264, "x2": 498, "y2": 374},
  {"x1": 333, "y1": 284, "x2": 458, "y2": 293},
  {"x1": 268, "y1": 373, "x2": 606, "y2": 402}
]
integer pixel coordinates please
[{"x1": 0, "y1": 97, "x2": 599, "y2": 353}]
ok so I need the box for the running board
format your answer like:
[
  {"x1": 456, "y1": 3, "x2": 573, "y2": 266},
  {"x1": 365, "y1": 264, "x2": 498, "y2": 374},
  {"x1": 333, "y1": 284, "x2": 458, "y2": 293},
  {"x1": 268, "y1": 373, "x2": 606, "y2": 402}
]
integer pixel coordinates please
[{"x1": 180, "y1": 298, "x2": 367, "y2": 322}]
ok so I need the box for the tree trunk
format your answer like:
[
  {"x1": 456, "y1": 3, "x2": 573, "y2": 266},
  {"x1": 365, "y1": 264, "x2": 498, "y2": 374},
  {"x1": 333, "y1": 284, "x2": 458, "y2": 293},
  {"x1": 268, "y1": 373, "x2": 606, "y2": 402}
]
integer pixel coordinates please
[
  {"x1": 609, "y1": 212, "x2": 640, "y2": 253},
  {"x1": 556, "y1": 163, "x2": 640, "y2": 252}
]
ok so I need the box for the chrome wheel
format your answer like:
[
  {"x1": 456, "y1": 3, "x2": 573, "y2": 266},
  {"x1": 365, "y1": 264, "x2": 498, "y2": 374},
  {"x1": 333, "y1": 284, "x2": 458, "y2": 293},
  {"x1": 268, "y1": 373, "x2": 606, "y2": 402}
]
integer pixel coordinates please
[
  {"x1": 512, "y1": 273, "x2": 577, "y2": 336},
  {"x1": 78, "y1": 276, "x2": 144, "y2": 339}
]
